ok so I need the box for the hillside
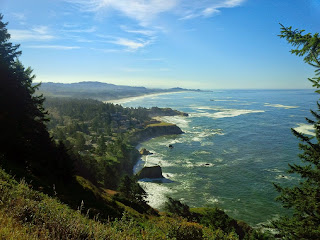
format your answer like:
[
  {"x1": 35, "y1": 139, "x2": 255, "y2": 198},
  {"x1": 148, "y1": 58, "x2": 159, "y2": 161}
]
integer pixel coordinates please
[
  {"x1": 37, "y1": 81, "x2": 192, "y2": 101},
  {"x1": 0, "y1": 166, "x2": 270, "y2": 240}
]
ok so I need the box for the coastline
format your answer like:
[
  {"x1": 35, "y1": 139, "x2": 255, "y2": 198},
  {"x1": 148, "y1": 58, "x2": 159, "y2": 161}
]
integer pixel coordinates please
[
  {"x1": 129, "y1": 121, "x2": 185, "y2": 177},
  {"x1": 103, "y1": 91, "x2": 186, "y2": 104}
]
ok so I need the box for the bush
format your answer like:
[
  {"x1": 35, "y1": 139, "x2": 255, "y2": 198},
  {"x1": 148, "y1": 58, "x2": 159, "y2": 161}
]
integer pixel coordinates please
[{"x1": 167, "y1": 221, "x2": 204, "y2": 240}]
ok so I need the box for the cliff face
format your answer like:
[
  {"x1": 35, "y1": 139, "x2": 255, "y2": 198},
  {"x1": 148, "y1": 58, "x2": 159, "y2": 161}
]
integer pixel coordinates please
[
  {"x1": 129, "y1": 124, "x2": 183, "y2": 145},
  {"x1": 137, "y1": 166, "x2": 164, "y2": 179},
  {"x1": 147, "y1": 107, "x2": 188, "y2": 117}
]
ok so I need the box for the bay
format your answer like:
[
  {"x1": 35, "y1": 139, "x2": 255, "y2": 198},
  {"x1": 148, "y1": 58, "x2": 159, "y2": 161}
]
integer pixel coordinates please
[{"x1": 121, "y1": 89, "x2": 318, "y2": 226}]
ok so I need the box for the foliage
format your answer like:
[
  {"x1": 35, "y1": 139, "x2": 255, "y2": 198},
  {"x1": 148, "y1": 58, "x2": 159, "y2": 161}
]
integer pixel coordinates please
[
  {"x1": 0, "y1": 14, "x2": 73, "y2": 183},
  {"x1": 272, "y1": 25, "x2": 320, "y2": 239},
  {"x1": 164, "y1": 198, "x2": 270, "y2": 240},
  {"x1": 113, "y1": 175, "x2": 155, "y2": 214},
  {"x1": 0, "y1": 167, "x2": 247, "y2": 240},
  {"x1": 117, "y1": 175, "x2": 147, "y2": 202},
  {"x1": 44, "y1": 97, "x2": 151, "y2": 188},
  {"x1": 165, "y1": 197, "x2": 192, "y2": 219},
  {"x1": 167, "y1": 221, "x2": 204, "y2": 240}
]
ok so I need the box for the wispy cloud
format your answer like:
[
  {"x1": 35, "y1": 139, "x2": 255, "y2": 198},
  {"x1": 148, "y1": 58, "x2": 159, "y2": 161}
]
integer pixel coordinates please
[
  {"x1": 90, "y1": 47, "x2": 120, "y2": 53},
  {"x1": 26, "y1": 45, "x2": 81, "y2": 50},
  {"x1": 32, "y1": 26, "x2": 50, "y2": 35},
  {"x1": 12, "y1": 12, "x2": 26, "y2": 21},
  {"x1": 9, "y1": 26, "x2": 55, "y2": 42},
  {"x1": 141, "y1": 58, "x2": 165, "y2": 62},
  {"x1": 180, "y1": 0, "x2": 246, "y2": 20},
  {"x1": 121, "y1": 67, "x2": 171, "y2": 72},
  {"x1": 66, "y1": 0, "x2": 178, "y2": 25},
  {"x1": 66, "y1": 0, "x2": 246, "y2": 24},
  {"x1": 120, "y1": 25, "x2": 155, "y2": 36},
  {"x1": 62, "y1": 26, "x2": 97, "y2": 33},
  {"x1": 109, "y1": 37, "x2": 152, "y2": 51}
]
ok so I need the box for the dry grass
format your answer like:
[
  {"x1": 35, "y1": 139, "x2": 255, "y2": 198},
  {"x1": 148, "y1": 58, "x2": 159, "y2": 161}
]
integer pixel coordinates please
[{"x1": 0, "y1": 168, "x2": 245, "y2": 240}]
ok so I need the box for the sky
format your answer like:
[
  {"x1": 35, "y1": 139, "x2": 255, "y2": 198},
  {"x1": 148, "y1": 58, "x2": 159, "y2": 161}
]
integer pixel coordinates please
[{"x1": 1, "y1": 0, "x2": 320, "y2": 89}]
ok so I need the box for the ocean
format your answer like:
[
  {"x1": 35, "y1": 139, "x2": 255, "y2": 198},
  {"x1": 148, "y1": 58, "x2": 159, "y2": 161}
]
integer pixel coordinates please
[{"x1": 120, "y1": 89, "x2": 318, "y2": 226}]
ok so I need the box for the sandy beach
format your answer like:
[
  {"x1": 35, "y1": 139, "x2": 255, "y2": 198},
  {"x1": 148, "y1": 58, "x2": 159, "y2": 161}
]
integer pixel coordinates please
[{"x1": 103, "y1": 91, "x2": 185, "y2": 105}]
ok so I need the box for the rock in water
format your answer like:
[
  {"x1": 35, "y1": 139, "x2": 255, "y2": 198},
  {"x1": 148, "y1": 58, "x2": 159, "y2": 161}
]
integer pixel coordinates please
[
  {"x1": 137, "y1": 165, "x2": 164, "y2": 179},
  {"x1": 140, "y1": 148, "x2": 152, "y2": 155}
]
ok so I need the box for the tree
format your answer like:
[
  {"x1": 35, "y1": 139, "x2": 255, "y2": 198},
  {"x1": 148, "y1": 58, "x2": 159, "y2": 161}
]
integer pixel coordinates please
[
  {"x1": 96, "y1": 135, "x2": 107, "y2": 155},
  {"x1": 164, "y1": 197, "x2": 191, "y2": 219},
  {"x1": 117, "y1": 175, "x2": 147, "y2": 204},
  {"x1": 272, "y1": 25, "x2": 320, "y2": 239},
  {"x1": 75, "y1": 132, "x2": 86, "y2": 151},
  {"x1": 0, "y1": 14, "x2": 48, "y2": 166},
  {"x1": 0, "y1": 14, "x2": 73, "y2": 182}
]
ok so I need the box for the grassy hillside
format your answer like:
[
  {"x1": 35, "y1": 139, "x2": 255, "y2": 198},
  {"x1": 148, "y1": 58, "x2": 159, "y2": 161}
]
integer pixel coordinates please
[{"x1": 0, "y1": 167, "x2": 271, "y2": 240}]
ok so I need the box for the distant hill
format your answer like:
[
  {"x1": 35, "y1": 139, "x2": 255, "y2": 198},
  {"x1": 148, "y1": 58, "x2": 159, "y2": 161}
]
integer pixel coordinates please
[{"x1": 36, "y1": 81, "x2": 192, "y2": 101}]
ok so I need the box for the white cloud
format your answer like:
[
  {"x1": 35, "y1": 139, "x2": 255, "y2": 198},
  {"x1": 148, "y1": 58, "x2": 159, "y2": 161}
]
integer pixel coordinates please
[
  {"x1": 120, "y1": 67, "x2": 171, "y2": 72},
  {"x1": 90, "y1": 47, "x2": 121, "y2": 53},
  {"x1": 66, "y1": 0, "x2": 179, "y2": 25},
  {"x1": 109, "y1": 37, "x2": 152, "y2": 51},
  {"x1": 12, "y1": 12, "x2": 26, "y2": 21},
  {"x1": 66, "y1": 0, "x2": 246, "y2": 24},
  {"x1": 26, "y1": 45, "x2": 81, "y2": 50},
  {"x1": 32, "y1": 26, "x2": 50, "y2": 35},
  {"x1": 180, "y1": 0, "x2": 246, "y2": 20},
  {"x1": 63, "y1": 26, "x2": 97, "y2": 33},
  {"x1": 224, "y1": 0, "x2": 245, "y2": 7},
  {"x1": 202, "y1": 7, "x2": 220, "y2": 17},
  {"x1": 120, "y1": 25, "x2": 155, "y2": 36},
  {"x1": 9, "y1": 28, "x2": 55, "y2": 41}
]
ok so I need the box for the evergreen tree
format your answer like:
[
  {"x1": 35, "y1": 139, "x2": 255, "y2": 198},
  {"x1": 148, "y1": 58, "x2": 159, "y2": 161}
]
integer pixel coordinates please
[
  {"x1": 272, "y1": 25, "x2": 320, "y2": 239},
  {"x1": 0, "y1": 14, "x2": 73, "y2": 182},
  {"x1": 117, "y1": 175, "x2": 147, "y2": 204},
  {"x1": 96, "y1": 135, "x2": 107, "y2": 155}
]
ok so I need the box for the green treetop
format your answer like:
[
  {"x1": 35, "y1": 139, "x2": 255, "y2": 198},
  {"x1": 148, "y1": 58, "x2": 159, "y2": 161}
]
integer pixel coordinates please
[
  {"x1": 0, "y1": 14, "x2": 73, "y2": 182},
  {"x1": 272, "y1": 25, "x2": 320, "y2": 239}
]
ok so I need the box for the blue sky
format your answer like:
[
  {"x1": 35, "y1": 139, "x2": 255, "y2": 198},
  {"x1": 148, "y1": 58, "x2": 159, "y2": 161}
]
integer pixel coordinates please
[{"x1": 1, "y1": 0, "x2": 320, "y2": 89}]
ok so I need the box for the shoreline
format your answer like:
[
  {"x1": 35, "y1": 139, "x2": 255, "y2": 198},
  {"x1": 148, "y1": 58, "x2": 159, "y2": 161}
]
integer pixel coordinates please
[
  {"x1": 129, "y1": 122, "x2": 185, "y2": 177},
  {"x1": 103, "y1": 91, "x2": 186, "y2": 104}
]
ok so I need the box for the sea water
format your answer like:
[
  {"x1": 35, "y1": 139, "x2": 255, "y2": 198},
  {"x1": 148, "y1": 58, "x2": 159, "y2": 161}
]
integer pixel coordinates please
[{"x1": 120, "y1": 89, "x2": 318, "y2": 226}]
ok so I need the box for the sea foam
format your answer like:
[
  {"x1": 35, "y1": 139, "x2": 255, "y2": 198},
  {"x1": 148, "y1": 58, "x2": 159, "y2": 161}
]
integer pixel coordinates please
[
  {"x1": 158, "y1": 116, "x2": 190, "y2": 129},
  {"x1": 138, "y1": 181, "x2": 174, "y2": 209},
  {"x1": 264, "y1": 103, "x2": 299, "y2": 109},
  {"x1": 191, "y1": 109, "x2": 265, "y2": 119},
  {"x1": 293, "y1": 123, "x2": 315, "y2": 136}
]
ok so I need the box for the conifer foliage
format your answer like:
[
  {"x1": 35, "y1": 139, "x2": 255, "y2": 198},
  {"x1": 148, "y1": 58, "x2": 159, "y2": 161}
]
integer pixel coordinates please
[
  {"x1": 272, "y1": 25, "x2": 320, "y2": 239},
  {"x1": 0, "y1": 14, "x2": 73, "y2": 182}
]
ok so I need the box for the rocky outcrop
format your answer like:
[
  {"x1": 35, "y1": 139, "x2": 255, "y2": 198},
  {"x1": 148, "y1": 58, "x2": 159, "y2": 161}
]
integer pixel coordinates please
[
  {"x1": 140, "y1": 148, "x2": 152, "y2": 155},
  {"x1": 129, "y1": 124, "x2": 183, "y2": 145},
  {"x1": 147, "y1": 107, "x2": 188, "y2": 117},
  {"x1": 137, "y1": 165, "x2": 164, "y2": 179}
]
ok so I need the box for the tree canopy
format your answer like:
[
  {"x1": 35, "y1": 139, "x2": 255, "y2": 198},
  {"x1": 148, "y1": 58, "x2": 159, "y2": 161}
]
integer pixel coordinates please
[
  {"x1": 0, "y1": 14, "x2": 73, "y2": 182},
  {"x1": 272, "y1": 25, "x2": 320, "y2": 239}
]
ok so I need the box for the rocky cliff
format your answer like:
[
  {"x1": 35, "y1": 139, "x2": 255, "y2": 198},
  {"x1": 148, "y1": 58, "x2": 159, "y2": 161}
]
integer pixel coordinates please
[
  {"x1": 129, "y1": 124, "x2": 183, "y2": 145},
  {"x1": 137, "y1": 165, "x2": 164, "y2": 179},
  {"x1": 147, "y1": 107, "x2": 188, "y2": 117}
]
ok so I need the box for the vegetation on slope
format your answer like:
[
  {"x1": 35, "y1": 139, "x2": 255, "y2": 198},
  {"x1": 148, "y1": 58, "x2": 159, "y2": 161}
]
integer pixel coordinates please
[
  {"x1": 43, "y1": 97, "x2": 186, "y2": 189},
  {"x1": 1, "y1": 167, "x2": 270, "y2": 239}
]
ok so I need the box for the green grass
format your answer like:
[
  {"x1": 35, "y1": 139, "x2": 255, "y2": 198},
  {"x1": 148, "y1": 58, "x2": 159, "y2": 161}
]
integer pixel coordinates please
[{"x1": 0, "y1": 167, "x2": 250, "y2": 239}]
